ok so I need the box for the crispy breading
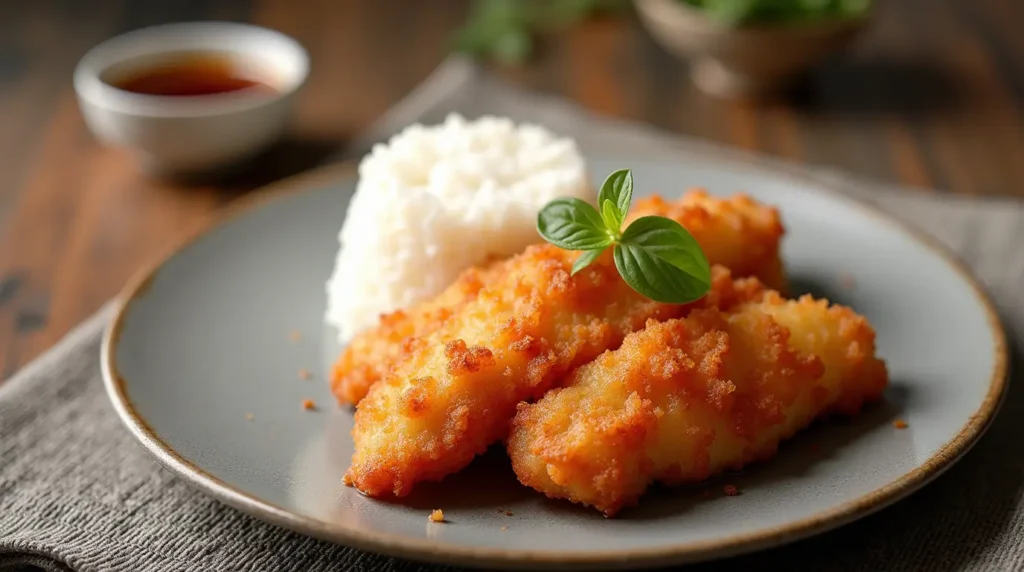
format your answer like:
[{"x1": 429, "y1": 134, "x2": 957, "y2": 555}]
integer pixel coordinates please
[
  {"x1": 344, "y1": 246, "x2": 766, "y2": 497},
  {"x1": 506, "y1": 291, "x2": 888, "y2": 516},
  {"x1": 330, "y1": 190, "x2": 786, "y2": 406},
  {"x1": 329, "y1": 260, "x2": 506, "y2": 404}
]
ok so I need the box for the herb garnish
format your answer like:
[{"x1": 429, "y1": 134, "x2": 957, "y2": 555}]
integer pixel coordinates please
[
  {"x1": 678, "y1": 0, "x2": 871, "y2": 26},
  {"x1": 453, "y1": 0, "x2": 630, "y2": 65},
  {"x1": 536, "y1": 169, "x2": 711, "y2": 304},
  {"x1": 452, "y1": 0, "x2": 871, "y2": 65}
]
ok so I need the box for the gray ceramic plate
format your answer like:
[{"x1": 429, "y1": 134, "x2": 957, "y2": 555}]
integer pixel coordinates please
[{"x1": 102, "y1": 158, "x2": 1007, "y2": 570}]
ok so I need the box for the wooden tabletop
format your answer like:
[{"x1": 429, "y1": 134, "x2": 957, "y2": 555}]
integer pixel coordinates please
[{"x1": 1, "y1": 0, "x2": 1022, "y2": 379}]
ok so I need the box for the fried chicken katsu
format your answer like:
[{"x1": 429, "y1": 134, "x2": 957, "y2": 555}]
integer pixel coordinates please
[
  {"x1": 330, "y1": 190, "x2": 786, "y2": 406},
  {"x1": 506, "y1": 291, "x2": 888, "y2": 516},
  {"x1": 329, "y1": 259, "x2": 507, "y2": 404},
  {"x1": 345, "y1": 249, "x2": 767, "y2": 498}
]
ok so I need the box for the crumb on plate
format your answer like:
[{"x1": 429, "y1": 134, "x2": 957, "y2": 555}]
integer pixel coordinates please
[
  {"x1": 429, "y1": 509, "x2": 444, "y2": 523},
  {"x1": 302, "y1": 399, "x2": 316, "y2": 411},
  {"x1": 298, "y1": 368, "x2": 312, "y2": 380},
  {"x1": 839, "y1": 271, "x2": 855, "y2": 290},
  {"x1": 893, "y1": 419, "x2": 909, "y2": 429},
  {"x1": 500, "y1": 525, "x2": 509, "y2": 532},
  {"x1": 342, "y1": 473, "x2": 353, "y2": 486},
  {"x1": 723, "y1": 484, "x2": 740, "y2": 496},
  {"x1": 289, "y1": 330, "x2": 302, "y2": 341},
  {"x1": 504, "y1": 510, "x2": 513, "y2": 516},
  {"x1": 244, "y1": 413, "x2": 254, "y2": 422}
]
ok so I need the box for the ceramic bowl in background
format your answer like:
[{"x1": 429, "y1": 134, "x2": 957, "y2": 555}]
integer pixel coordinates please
[
  {"x1": 74, "y1": 22, "x2": 309, "y2": 176},
  {"x1": 634, "y1": 0, "x2": 873, "y2": 99}
]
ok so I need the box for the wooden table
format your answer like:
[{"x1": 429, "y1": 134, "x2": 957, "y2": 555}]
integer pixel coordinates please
[{"x1": 1, "y1": 0, "x2": 1022, "y2": 378}]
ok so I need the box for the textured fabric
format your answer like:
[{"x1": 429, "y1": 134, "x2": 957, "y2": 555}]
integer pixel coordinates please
[{"x1": 2, "y1": 56, "x2": 1023, "y2": 572}]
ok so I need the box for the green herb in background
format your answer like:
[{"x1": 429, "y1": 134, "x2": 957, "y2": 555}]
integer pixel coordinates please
[
  {"x1": 454, "y1": 0, "x2": 870, "y2": 64},
  {"x1": 536, "y1": 169, "x2": 711, "y2": 304},
  {"x1": 454, "y1": 0, "x2": 630, "y2": 65},
  {"x1": 679, "y1": 0, "x2": 872, "y2": 26}
]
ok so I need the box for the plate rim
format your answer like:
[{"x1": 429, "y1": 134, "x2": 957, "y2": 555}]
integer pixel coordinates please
[{"x1": 100, "y1": 159, "x2": 1009, "y2": 570}]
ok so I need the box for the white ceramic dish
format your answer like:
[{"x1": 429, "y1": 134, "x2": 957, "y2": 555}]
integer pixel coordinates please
[
  {"x1": 74, "y1": 22, "x2": 308, "y2": 175},
  {"x1": 102, "y1": 158, "x2": 1007, "y2": 570}
]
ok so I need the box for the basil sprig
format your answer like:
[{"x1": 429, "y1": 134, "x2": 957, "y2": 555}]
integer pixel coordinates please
[{"x1": 536, "y1": 169, "x2": 711, "y2": 304}]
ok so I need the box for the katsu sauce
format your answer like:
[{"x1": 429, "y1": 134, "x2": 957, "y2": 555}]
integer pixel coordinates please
[{"x1": 110, "y1": 53, "x2": 273, "y2": 97}]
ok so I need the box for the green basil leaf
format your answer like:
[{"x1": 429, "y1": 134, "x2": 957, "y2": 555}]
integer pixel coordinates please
[
  {"x1": 600, "y1": 199, "x2": 622, "y2": 234},
  {"x1": 597, "y1": 169, "x2": 632, "y2": 230},
  {"x1": 537, "y1": 197, "x2": 613, "y2": 251},
  {"x1": 614, "y1": 216, "x2": 711, "y2": 303},
  {"x1": 621, "y1": 216, "x2": 711, "y2": 277},
  {"x1": 571, "y1": 246, "x2": 606, "y2": 275},
  {"x1": 614, "y1": 243, "x2": 710, "y2": 304}
]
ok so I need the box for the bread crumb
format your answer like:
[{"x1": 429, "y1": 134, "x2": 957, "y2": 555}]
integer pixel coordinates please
[
  {"x1": 723, "y1": 484, "x2": 739, "y2": 496},
  {"x1": 500, "y1": 525, "x2": 509, "y2": 531},
  {"x1": 893, "y1": 419, "x2": 909, "y2": 429},
  {"x1": 289, "y1": 330, "x2": 302, "y2": 341},
  {"x1": 429, "y1": 509, "x2": 444, "y2": 523},
  {"x1": 244, "y1": 413, "x2": 254, "y2": 421},
  {"x1": 839, "y1": 271, "x2": 855, "y2": 290},
  {"x1": 342, "y1": 473, "x2": 353, "y2": 486},
  {"x1": 302, "y1": 399, "x2": 316, "y2": 411},
  {"x1": 504, "y1": 510, "x2": 513, "y2": 516},
  {"x1": 298, "y1": 368, "x2": 312, "y2": 380}
]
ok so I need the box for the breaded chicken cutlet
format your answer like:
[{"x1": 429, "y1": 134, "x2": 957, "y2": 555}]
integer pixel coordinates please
[
  {"x1": 329, "y1": 260, "x2": 507, "y2": 405},
  {"x1": 506, "y1": 291, "x2": 889, "y2": 516},
  {"x1": 344, "y1": 253, "x2": 767, "y2": 498},
  {"x1": 330, "y1": 190, "x2": 786, "y2": 406}
]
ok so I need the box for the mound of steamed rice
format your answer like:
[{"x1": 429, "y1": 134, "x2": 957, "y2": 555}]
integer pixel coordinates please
[{"x1": 325, "y1": 113, "x2": 591, "y2": 343}]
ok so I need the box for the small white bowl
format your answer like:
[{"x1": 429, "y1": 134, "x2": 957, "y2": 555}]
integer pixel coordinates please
[{"x1": 74, "y1": 22, "x2": 309, "y2": 176}]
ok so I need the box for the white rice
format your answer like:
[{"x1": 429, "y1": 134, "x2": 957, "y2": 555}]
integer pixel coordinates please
[{"x1": 325, "y1": 113, "x2": 591, "y2": 343}]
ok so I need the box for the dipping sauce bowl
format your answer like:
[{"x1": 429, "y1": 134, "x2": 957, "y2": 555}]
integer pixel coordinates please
[{"x1": 74, "y1": 22, "x2": 309, "y2": 176}]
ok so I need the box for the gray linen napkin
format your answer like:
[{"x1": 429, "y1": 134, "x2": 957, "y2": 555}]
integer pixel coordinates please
[{"x1": 2, "y1": 56, "x2": 1023, "y2": 572}]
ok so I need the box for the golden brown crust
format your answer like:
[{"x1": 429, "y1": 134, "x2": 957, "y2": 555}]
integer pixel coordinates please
[
  {"x1": 344, "y1": 244, "x2": 765, "y2": 498},
  {"x1": 507, "y1": 293, "x2": 888, "y2": 516},
  {"x1": 329, "y1": 260, "x2": 506, "y2": 405},
  {"x1": 330, "y1": 190, "x2": 787, "y2": 406}
]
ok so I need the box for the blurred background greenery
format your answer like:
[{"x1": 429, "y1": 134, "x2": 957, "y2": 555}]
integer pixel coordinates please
[{"x1": 454, "y1": 0, "x2": 873, "y2": 65}]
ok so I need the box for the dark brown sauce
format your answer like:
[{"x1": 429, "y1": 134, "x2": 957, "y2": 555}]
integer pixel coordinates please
[{"x1": 111, "y1": 54, "x2": 274, "y2": 97}]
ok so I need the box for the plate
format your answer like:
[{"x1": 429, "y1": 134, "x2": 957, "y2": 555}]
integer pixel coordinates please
[{"x1": 102, "y1": 158, "x2": 1007, "y2": 570}]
